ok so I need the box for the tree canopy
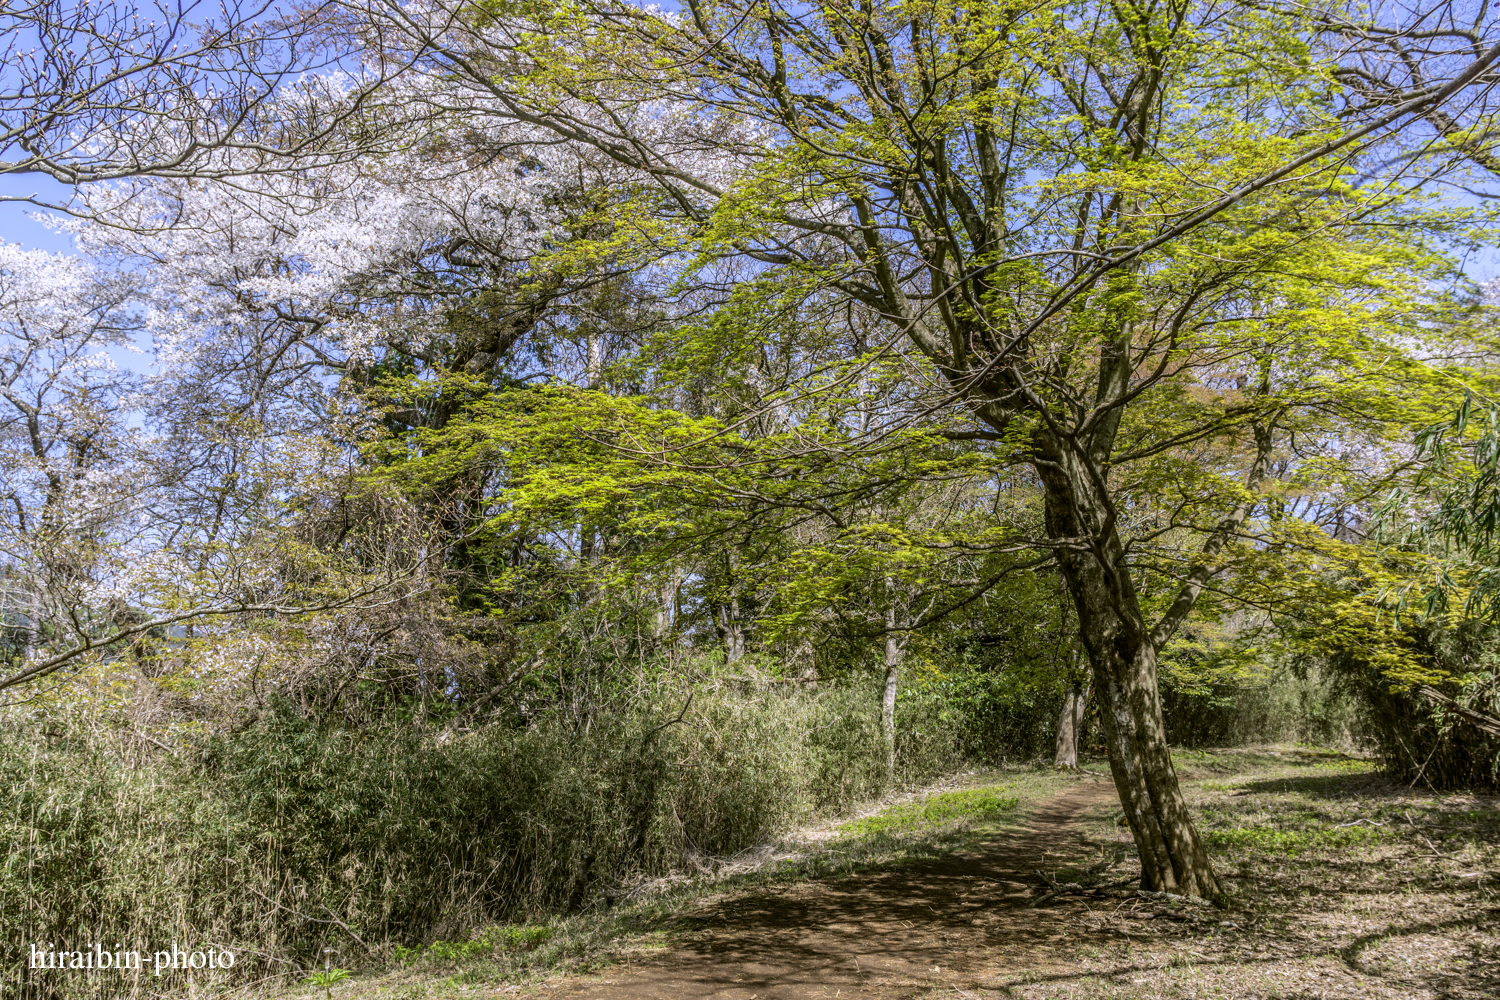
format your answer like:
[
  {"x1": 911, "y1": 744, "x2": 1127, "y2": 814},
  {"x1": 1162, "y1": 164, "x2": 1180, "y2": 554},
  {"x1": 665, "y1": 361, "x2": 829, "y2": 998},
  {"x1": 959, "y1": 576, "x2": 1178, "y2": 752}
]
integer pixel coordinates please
[{"x1": 2, "y1": 0, "x2": 1499, "y2": 908}]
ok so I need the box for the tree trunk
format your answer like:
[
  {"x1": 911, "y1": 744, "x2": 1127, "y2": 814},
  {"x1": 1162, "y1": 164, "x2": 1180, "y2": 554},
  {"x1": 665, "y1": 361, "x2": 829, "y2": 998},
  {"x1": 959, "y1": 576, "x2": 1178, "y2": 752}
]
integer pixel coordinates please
[
  {"x1": 1055, "y1": 566, "x2": 1220, "y2": 898},
  {"x1": 715, "y1": 552, "x2": 746, "y2": 664},
  {"x1": 655, "y1": 571, "x2": 680, "y2": 664},
  {"x1": 718, "y1": 596, "x2": 745, "y2": 664},
  {"x1": 880, "y1": 654, "x2": 898, "y2": 781},
  {"x1": 1054, "y1": 679, "x2": 1090, "y2": 769},
  {"x1": 1039, "y1": 450, "x2": 1224, "y2": 901},
  {"x1": 881, "y1": 602, "x2": 905, "y2": 784},
  {"x1": 586, "y1": 332, "x2": 604, "y2": 389},
  {"x1": 1088, "y1": 635, "x2": 1217, "y2": 898}
]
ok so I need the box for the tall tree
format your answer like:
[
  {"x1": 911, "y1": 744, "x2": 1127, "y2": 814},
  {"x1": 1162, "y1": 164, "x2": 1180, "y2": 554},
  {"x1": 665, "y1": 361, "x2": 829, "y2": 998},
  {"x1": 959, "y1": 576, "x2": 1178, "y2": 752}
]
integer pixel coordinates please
[{"x1": 349, "y1": 0, "x2": 1500, "y2": 898}]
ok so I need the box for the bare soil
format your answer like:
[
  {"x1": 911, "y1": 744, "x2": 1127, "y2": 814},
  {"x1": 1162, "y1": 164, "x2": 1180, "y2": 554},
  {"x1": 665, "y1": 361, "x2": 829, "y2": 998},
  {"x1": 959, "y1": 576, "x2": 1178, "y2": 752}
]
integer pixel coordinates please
[
  {"x1": 540, "y1": 781, "x2": 1118, "y2": 999},
  {"x1": 516, "y1": 756, "x2": 1500, "y2": 1000}
]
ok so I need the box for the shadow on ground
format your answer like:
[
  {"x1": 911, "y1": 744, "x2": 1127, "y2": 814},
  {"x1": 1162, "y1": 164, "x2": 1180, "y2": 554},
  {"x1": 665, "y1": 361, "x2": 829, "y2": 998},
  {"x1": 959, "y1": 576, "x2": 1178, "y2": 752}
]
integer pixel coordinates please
[
  {"x1": 1233, "y1": 770, "x2": 1389, "y2": 800},
  {"x1": 554, "y1": 781, "x2": 1118, "y2": 1000}
]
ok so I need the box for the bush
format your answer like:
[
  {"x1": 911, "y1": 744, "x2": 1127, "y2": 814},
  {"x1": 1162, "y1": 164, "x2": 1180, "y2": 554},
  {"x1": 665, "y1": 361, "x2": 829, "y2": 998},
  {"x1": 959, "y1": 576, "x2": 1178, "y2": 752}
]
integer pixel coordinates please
[
  {"x1": 905, "y1": 669, "x2": 1060, "y2": 764},
  {"x1": 1323, "y1": 620, "x2": 1500, "y2": 790},
  {"x1": 0, "y1": 680, "x2": 966, "y2": 998},
  {"x1": 1160, "y1": 663, "x2": 1366, "y2": 749}
]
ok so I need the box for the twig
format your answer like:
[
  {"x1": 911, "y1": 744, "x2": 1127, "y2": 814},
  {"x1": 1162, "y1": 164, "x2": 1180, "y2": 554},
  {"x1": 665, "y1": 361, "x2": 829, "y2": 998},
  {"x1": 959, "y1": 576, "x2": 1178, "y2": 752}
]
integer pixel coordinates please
[
  {"x1": 643, "y1": 692, "x2": 694, "y2": 742},
  {"x1": 248, "y1": 889, "x2": 373, "y2": 953},
  {"x1": 1030, "y1": 868, "x2": 1140, "y2": 906},
  {"x1": 132, "y1": 730, "x2": 176, "y2": 755},
  {"x1": 1404, "y1": 811, "x2": 1445, "y2": 857},
  {"x1": 317, "y1": 906, "x2": 372, "y2": 953},
  {"x1": 1094, "y1": 874, "x2": 1143, "y2": 890},
  {"x1": 1408, "y1": 737, "x2": 1441, "y2": 790},
  {"x1": 1393, "y1": 731, "x2": 1439, "y2": 792}
]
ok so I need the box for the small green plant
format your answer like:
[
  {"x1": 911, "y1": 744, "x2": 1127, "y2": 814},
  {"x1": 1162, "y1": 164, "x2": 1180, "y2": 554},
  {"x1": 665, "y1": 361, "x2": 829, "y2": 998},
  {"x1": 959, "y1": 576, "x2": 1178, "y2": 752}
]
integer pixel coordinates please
[
  {"x1": 305, "y1": 949, "x2": 350, "y2": 999},
  {"x1": 424, "y1": 939, "x2": 488, "y2": 963},
  {"x1": 1205, "y1": 824, "x2": 1387, "y2": 855},
  {"x1": 416, "y1": 924, "x2": 555, "y2": 965},
  {"x1": 305, "y1": 967, "x2": 350, "y2": 998}
]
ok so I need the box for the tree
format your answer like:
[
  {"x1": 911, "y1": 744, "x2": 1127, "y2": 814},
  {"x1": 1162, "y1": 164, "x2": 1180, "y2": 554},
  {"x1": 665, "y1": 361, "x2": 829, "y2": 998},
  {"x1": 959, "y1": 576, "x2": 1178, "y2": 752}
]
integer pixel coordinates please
[
  {"x1": 1, "y1": 0, "x2": 419, "y2": 187},
  {"x1": 0, "y1": 239, "x2": 439, "y2": 697},
  {"x1": 348, "y1": 0, "x2": 1500, "y2": 899},
  {"x1": 0, "y1": 242, "x2": 142, "y2": 673}
]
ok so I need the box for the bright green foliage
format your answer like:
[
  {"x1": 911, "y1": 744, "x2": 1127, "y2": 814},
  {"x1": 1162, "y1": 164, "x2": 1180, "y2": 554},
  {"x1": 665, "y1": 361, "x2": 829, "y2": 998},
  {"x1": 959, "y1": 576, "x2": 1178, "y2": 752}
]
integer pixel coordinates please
[
  {"x1": 438, "y1": 0, "x2": 1496, "y2": 658},
  {"x1": 304, "y1": 967, "x2": 350, "y2": 999},
  {"x1": 837, "y1": 786, "x2": 1019, "y2": 838},
  {"x1": 1392, "y1": 394, "x2": 1500, "y2": 620},
  {"x1": 1204, "y1": 823, "x2": 1390, "y2": 856},
  {"x1": 368, "y1": 377, "x2": 1028, "y2": 664},
  {"x1": 397, "y1": 924, "x2": 555, "y2": 966}
]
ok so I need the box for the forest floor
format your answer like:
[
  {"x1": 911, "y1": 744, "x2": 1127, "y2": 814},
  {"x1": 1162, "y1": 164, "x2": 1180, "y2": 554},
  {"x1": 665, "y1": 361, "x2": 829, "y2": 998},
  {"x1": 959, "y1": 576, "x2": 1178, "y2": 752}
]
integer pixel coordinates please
[{"x1": 324, "y1": 748, "x2": 1500, "y2": 1000}]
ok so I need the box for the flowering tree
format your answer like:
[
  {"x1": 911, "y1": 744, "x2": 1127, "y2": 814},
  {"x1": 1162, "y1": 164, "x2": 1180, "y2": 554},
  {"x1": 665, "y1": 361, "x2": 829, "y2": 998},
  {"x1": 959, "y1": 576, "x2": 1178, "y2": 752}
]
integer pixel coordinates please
[
  {"x1": 0, "y1": 17, "x2": 758, "y2": 703},
  {"x1": 0, "y1": 244, "x2": 141, "y2": 674},
  {"x1": 68, "y1": 67, "x2": 725, "y2": 429},
  {"x1": 0, "y1": 240, "x2": 441, "y2": 698}
]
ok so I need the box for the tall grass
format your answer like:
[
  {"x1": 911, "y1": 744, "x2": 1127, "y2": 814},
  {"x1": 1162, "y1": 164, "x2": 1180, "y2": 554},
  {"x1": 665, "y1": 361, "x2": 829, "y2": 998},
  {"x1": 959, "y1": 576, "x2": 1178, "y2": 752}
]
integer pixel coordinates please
[{"x1": 0, "y1": 682, "x2": 961, "y2": 998}]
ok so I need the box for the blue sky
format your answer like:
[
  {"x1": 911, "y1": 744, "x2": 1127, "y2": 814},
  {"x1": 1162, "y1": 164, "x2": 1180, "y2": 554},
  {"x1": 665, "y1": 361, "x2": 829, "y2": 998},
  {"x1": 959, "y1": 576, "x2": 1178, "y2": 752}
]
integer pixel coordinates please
[{"x1": 0, "y1": 173, "x2": 78, "y2": 254}]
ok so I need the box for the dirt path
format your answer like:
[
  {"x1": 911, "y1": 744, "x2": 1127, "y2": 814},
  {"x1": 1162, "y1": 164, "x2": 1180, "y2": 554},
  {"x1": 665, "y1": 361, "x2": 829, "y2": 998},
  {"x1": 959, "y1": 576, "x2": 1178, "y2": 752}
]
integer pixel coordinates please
[{"x1": 553, "y1": 779, "x2": 1118, "y2": 999}]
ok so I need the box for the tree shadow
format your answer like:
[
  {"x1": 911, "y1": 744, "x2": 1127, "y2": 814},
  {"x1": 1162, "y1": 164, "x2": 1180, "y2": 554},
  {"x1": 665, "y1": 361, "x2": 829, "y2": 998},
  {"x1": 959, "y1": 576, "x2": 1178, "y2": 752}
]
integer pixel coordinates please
[
  {"x1": 1339, "y1": 912, "x2": 1500, "y2": 1000},
  {"x1": 1234, "y1": 770, "x2": 1392, "y2": 800},
  {"x1": 554, "y1": 783, "x2": 1120, "y2": 1000}
]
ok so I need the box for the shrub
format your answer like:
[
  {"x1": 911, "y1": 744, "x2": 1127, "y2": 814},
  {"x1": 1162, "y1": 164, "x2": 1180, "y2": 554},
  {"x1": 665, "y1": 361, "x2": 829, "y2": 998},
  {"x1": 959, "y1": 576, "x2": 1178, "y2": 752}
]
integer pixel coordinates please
[
  {"x1": 1322, "y1": 620, "x2": 1500, "y2": 790},
  {"x1": 0, "y1": 679, "x2": 968, "y2": 998}
]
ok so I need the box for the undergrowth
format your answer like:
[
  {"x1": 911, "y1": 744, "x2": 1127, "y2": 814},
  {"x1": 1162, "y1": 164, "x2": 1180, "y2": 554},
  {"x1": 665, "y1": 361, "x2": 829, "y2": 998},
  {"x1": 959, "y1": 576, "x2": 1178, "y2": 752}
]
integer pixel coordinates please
[
  {"x1": 300, "y1": 766, "x2": 1077, "y2": 999},
  {"x1": 0, "y1": 681, "x2": 972, "y2": 999}
]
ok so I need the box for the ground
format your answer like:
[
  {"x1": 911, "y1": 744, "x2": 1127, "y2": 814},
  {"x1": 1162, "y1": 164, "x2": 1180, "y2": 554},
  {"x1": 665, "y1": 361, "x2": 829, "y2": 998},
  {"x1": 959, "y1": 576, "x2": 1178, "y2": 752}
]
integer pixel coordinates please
[{"x1": 324, "y1": 748, "x2": 1500, "y2": 1000}]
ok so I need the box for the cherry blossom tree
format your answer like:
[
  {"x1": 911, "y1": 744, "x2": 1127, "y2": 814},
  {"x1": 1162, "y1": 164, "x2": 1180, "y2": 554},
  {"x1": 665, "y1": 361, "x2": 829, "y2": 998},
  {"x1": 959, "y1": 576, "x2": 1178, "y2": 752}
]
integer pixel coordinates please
[
  {"x1": 0, "y1": 240, "x2": 442, "y2": 697},
  {"x1": 1, "y1": 0, "x2": 428, "y2": 189}
]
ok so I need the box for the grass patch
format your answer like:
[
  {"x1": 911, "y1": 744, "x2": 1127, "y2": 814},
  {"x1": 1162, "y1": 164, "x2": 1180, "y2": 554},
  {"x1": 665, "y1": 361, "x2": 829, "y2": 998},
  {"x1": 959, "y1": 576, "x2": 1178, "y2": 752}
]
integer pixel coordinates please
[
  {"x1": 1170, "y1": 745, "x2": 1371, "y2": 778},
  {"x1": 393, "y1": 924, "x2": 555, "y2": 967},
  {"x1": 836, "y1": 785, "x2": 1019, "y2": 837},
  {"x1": 1203, "y1": 823, "x2": 1390, "y2": 855},
  {"x1": 1188, "y1": 754, "x2": 1391, "y2": 857}
]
